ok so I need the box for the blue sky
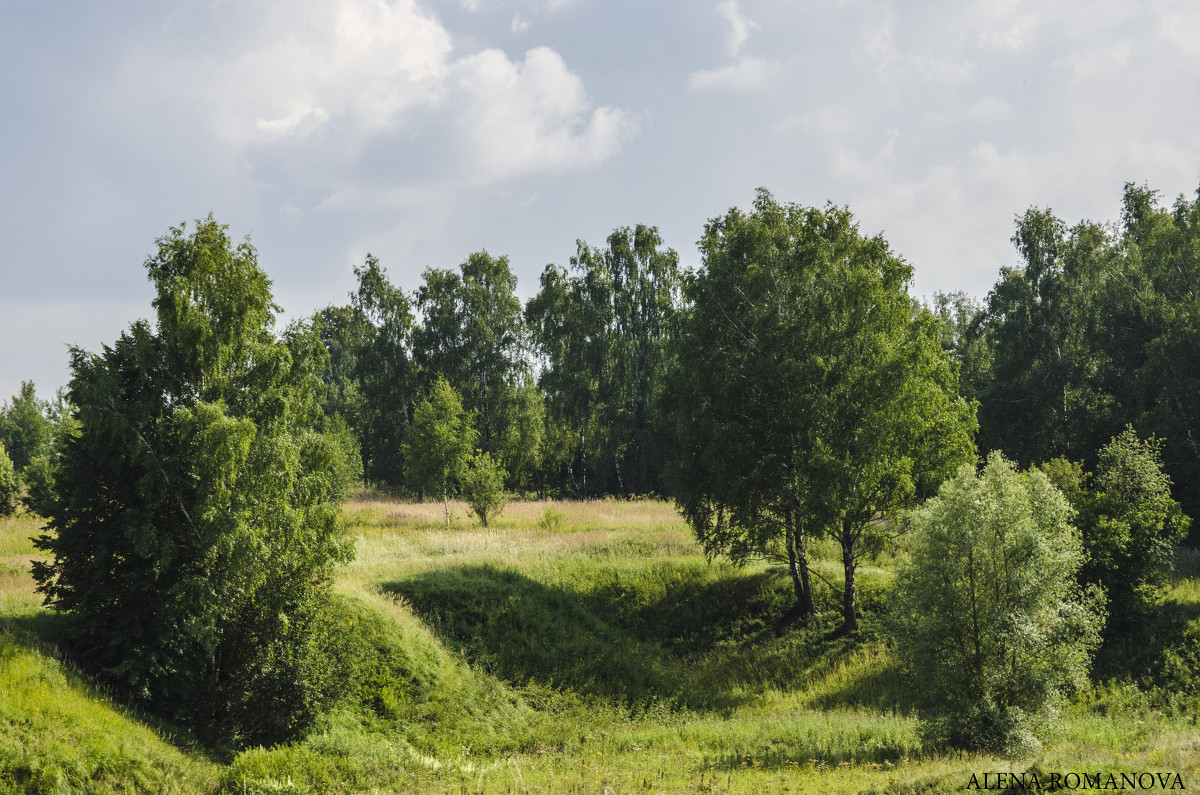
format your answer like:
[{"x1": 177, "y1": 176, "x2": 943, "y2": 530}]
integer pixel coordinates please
[{"x1": 4, "y1": 0, "x2": 1200, "y2": 401}]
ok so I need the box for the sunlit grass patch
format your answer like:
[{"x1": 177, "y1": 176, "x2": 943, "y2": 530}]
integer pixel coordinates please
[{"x1": 0, "y1": 633, "x2": 217, "y2": 793}]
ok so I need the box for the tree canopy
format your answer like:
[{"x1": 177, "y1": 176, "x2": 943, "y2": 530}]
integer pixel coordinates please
[
  {"x1": 667, "y1": 190, "x2": 977, "y2": 628},
  {"x1": 32, "y1": 215, "x2": 354, "y2": 747}
]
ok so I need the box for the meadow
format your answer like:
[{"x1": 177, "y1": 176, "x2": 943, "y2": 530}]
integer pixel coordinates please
[{"x1": 2, "y1": 498, "x2": 1199, "y2": 794}]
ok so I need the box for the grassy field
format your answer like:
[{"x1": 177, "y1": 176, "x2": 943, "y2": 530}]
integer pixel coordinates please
[{"x1": 2, "y1": 497, "x2": 1200, "y2": 793}]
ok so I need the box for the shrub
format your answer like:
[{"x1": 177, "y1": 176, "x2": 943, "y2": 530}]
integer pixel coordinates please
[
  {"x1": 891, "y1": 453, "x2": 1104, "y2": 753},
  {"x1": 462, "y1": 451, "x2": 508, "y2": 527}
]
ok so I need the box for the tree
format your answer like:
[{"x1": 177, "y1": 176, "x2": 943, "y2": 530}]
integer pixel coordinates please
[
  {"x1": 413, "y1": 252, "x2": 526, "y2": 461},
  {"x1": 339, "y1": 254, "x2": 419, "y2": 489},
  {"x1": 403, "y1": 377, "x2": 476, "y2": 525},
  {"x1": 1042, "y1": 428, "x2": 1190, "y2": 634},
  {"x1": 978, "y1": 209, "x2": 1121, "y2": 467},
  {"x1": 0, "y1": 381, "x2": 54, "y2": 473},
  {"x1": 667, "y1": 190, "x2": 976, "y2": 628},
  {"x1": 32, "y1": 216, "x2": 354, "y2": 748},
  {"x1": 930, "y1": 291, "x2": 992, "y2": 405},
  {"x1": 892, "y1": 454, "x2": 1103, "y2": 753},
  {"x1": 0, "y1": 442, "x2": 18, "y2": 516},
  {"x1": 20, "y1": 390, "x2": 78, "y2": 517},
  {"x1": 526, "y1": 226, "x2": 682, "y2": 497},
  {"x1": 462, "y1": 451, "x2": 508, "y2": 527}
]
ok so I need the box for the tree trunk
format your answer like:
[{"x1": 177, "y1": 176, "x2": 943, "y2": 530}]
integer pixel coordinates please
[
  {"x1": 841, "y1": 523, "x2": 858, "y2": 632},
  {"x1": 444, "y1": 489, "x2": 450, "y2": 526},
  {"x1": 784, "y1": 508, "x2": 815, "y2": 617}
]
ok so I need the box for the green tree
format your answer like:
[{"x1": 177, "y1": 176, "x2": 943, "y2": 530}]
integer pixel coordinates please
[
  {"x1": 0, "y1": 442, "x2": 18, "y2": 516},
  {"x1": 20, "y1": 390, "x2": 79, "y2": 517},
  {"x1": 667, "y1": 191, "x2": 976, "y2": 628},
  {"x1": 462, "y1": 450, "x2": 508, "y2": 527},
  {"x1": 930, "y1": 291, "x2": 992, "y2": 405},
  {"x1": 413, "y1": 252, "x2": 526, "y2": 461},
  {"x1": 497, "y1": 379, "x2": 545, "y2": 497},
  {"x1": 342, "y1": 254, "x2": 419, "y2": 489},
  {"x1": 1044, "y1": 429, "x2": 1190, "y2": 634},
  {"x1": 403, "y1": 377, "x2": 476, "y2": 525},
  {"x1": 526, "y1": 226, "x2": 682, "y2": 496},
  {"x1": 32, "y1": 216, "x2": 354, "y2": 748},
  {"x1": 892, "y1": 454, "x2": 1103, "y2": 753},
  {"x1": 979, "y1": 209, "x2": 1121, "y2": 466},
  {"x1": 0, "y1": 381, "x2": 54, "y2": 472}
]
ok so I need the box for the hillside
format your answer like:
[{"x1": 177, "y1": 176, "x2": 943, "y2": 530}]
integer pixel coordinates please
[{"x1": 3, "y1": 498, "x2": 1199, "y2": 794}]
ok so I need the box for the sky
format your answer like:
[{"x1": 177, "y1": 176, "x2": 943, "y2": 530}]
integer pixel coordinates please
[{"x1": 4, "y1": 0, "x2": 1200, "y2": 402}]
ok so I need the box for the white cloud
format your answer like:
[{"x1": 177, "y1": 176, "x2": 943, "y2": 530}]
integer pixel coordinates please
[
  {"x1": 1160, "y1": 5, "x2": 1200, "y2": 57},
  {"x1": 454, "y1": 47, "x2": 638, "y2": 182},
  {"x1": 1056, "y1": 40, "x2": 1131, "y2": 78},
  {"x1": 862, "y1": 17, "x2": 974, "y2": 84},
  {"x1": 687, "y1": 56, "x2": 778, "y2": 92},
  {"x1": 971, "y1": 2, "x2": 1040, "y2": 51},
  {"x1": 716, "y1": 0, "x2": 756, "y2": 58},
  {"x1": 182, "y1": 0, "x2": 453, "y2": 147},
  {"x1": 120, "y1": 0, "x2": 634, "y2": 191}
]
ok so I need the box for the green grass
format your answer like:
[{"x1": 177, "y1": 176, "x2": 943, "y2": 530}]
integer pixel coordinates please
[{"x1": 2, "y1": 498, "x2": 1200, "y2": 793}]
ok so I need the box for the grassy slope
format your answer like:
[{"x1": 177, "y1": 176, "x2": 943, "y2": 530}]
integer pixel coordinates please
[{"x1": 2, "y1": 499, "x2": 1199, "y2": 794}]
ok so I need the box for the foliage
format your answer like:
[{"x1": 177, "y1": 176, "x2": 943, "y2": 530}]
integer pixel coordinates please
[
  {"x1": 402, "y1": 377, "x2": 476, "y2": 524},
  {"x1": 319, "y1": 412, "x2": 365, "y2": 500},
  {"x1": 978, "y1": 209, "x2": 1120, "y2": 466},
  {"x1": 413, "y1": 252, "x2": 527, "y2": 460},
  {"x1": 892, "y1": 453, "x2": 1104, "y2": 754},
  {"x1": 496, "y1": 379, "x2": 545, "y2": 496},
  {"x1": 526, "y1": 225, "x2": 682, "y2": 497},
  {"x1": 18, "y1": 395, "x2": 78, "y2": 518},
  {"x1": 1044, "y1": 428, "x2": 1190, "y2": 634},
  {"x1": 929, "y1": 291, "x2": 992, "y2": 404},
  {"x1": 30, "y1": 215, "x2": 354, "y2": 749},
  {"x1": 974, "y1": 182, "x2": 1200, "y2": 529},
  {"x1": 0, "y1": 443, "x2": 18, "y2": 517},
  {"x1": 666, "y1": 190, "x2": 976, "y2": 628},
  {"x1": 461, "y1": 451, "x2": 508, "y2": 527},
  {"x1": 0, "y1": 381, "x2": 54, "y2": 473},
  {"x1": 340, "y1": 255, "x2": 419, "y2": 489}
]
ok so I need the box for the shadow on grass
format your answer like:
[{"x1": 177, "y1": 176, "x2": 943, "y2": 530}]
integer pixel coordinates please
[
  {"x1": 383, "y1": 564, "x2": 773, "y2": 711},
  {"x1": 0, "y1": 611, "x2": 218, "y2": 761},
  {"x1": 1094, "y1": 595, "x2": 1200, "y2": 686}
]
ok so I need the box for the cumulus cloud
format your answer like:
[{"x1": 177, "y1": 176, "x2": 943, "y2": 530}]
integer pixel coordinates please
[
  {"x1": 455, "y1": 47, "x2": 638, "y2": 182},
  {"x1": 717, "y1": 0, "x2": 756, "y2": 57},
  {"x1": 689, "y1": 0, "x2": 779, "y2": 92},
  {"x1": 1160, "y1": 5, "x2": 1200, "y2": 57},
  {"x1": 196, "y1": 0, "x2": 454, "y2": 147},
  {"x1": 121, "y1": 0, "x2": 634, "y2": 197}
]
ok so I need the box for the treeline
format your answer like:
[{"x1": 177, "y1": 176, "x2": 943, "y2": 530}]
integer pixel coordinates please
[
  {"x1": 3, "y1": 181, "x2": 1199, "y2": 527},
  {"x1": 938, "y1": 182, "x2": 1200, "y2": 531},
  {"x1": 314, "y1": 225, "x2": 681, "y2": 500},
  {"x1": 305, "y1": 181, "x2": 1200, "y2": 523}
]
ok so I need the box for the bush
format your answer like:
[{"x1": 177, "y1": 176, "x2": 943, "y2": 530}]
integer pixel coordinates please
[
  {"x1": 891, "y1": 453, "x2": 1104, "y2": 753},
  {"x1": 1079, "y1": 429, "x2": 1188, "y2": 632},
  {"x1": 462, "y1": 451, "x2": 508, "y2": 527}
]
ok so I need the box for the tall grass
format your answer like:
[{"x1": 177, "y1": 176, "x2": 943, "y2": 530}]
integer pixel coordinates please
[{"x1": 3, "y1": 500, "x2": 1200, "y2": 794}]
